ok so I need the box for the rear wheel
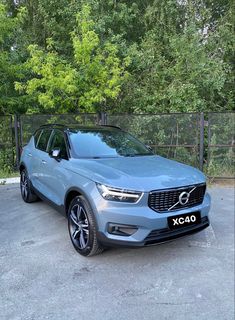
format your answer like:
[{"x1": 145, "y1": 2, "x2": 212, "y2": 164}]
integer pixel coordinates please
[
  {"x1": 20, "y1": 169, "x2": 38, "y2": 203},
  {"x1": 68, "y1": 195, "x2": 104, "y2": 256}
]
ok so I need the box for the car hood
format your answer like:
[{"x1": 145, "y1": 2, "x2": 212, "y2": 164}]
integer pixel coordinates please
[{"x1": 68, "y1": 156, "x2": 205, "y2": 191}]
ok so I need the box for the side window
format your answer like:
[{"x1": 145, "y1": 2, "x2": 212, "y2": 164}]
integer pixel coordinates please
[
  {"x1": 36, "y1": 129, "x2": 52, "y2": 152},
  {"x1": 49, "y1": 130, "x2": 68, "y2": 160},
  {"x1": 34, "y1": 130, "x2": 42, "y2": 146}
]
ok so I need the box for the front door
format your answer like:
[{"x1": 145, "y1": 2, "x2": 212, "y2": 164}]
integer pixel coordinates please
[{"x1": 43, "y1": 129, "x2": 70, "y2": 206}]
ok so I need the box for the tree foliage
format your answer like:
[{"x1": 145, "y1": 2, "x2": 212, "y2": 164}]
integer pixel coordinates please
[
  {"x1": 0, "y1": 3, "x2": 30, "y2": 114},
  {"x1": 15, "y1": 5, "x2": 129, "y2": 113},
  {"x1": 119, "y1": 0, "x2": 234, "y2": 113},
  {"x1": 0, "y1": 0, "x2": 234, "y2": 114}
]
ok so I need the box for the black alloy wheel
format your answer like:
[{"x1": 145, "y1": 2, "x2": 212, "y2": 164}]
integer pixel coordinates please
[
  {"x1": 68, "y1": 195, "x2": 104, "y2": 256},
  {"x1": 69, "y1": 202, "x2": 89, "y2": 249}
]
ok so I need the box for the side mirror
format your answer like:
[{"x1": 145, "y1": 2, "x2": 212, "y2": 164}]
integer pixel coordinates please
[{"x1": 49, "y1": 149, "x2": 61, "y2": 160}]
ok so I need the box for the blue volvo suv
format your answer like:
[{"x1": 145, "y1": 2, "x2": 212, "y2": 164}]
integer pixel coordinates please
[{"x1": 20, "y1": 124, "x2": 211, "y2": 256}]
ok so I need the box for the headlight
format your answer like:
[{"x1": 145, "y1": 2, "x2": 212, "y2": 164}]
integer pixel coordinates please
[{"x1": 96, "y1": 183, "x2": 143, "y2": 203}]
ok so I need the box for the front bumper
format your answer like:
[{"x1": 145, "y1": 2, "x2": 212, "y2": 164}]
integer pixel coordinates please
[
  {"x1": 93, "y1": 191, "x2": 211, "y2": 248},
  {"x1": 97, "y1": 216, "x2": 210, "y2": 247}
]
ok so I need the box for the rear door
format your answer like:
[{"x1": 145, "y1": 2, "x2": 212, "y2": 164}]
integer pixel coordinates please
[
  {"x1": 31, "y1": 129, "x2": 53, "y2": 195},
  {"x1": 24, "y1": 129, "x2": 42, "y2": 184}
]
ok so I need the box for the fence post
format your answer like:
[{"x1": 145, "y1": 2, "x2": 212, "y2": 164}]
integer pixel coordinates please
[
  {"x1": 199, "y1": 112, "x2": 204, "y2": 172},
  {"x1": 100, "y1": 112, "x2": 107, "y2": 125},
  {"x1": 10, "y1": 115, "x2": 15, "y2": 168},
  {"x1": 14, "y1": 114, "x2": 20, "y2": 169}
]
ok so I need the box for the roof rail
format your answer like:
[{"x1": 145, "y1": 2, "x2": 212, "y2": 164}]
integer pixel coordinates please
[
  {"x1": 100, "y1": 125, "x2": 121, "y2": 130},
  {"x1": 39, "y1": 123, "x2": 66, "y2": 128},
  {"x1": 38, "y1": 123, "x2": 122, "y2": 130}
]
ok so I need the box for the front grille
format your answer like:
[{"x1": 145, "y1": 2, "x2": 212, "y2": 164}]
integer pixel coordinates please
[{"x1": 148, "y1": 183, "x2": 206, "y2": 212}]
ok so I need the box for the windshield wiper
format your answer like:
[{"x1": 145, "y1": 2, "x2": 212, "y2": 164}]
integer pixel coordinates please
[
  {"x1": 90, "y1": 155, "x2": 120, "y2": 159},
  {"x1": 123, "y1": 153, "x2": 153, "y2": 157},
  {"x1": 123, "y1": 154, "x2": 135, "y2": 157}
]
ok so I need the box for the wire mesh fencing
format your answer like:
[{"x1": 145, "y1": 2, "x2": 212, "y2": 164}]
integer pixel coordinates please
[
  {"x1": 206, "y1": 112, "x2": 235, "y2": 179},
  {"x1": 19, "y1": 113, "x2": 100, "y2": 146},
  {"x1": 0, "y1": 115, "x2": 15, "y2": 173},
  {"x1": 106, "y1": 113, "x2": 202, "y2": 169},
  {"x1": 0, "y1": 112, "x2": 234, "y2": 179}
]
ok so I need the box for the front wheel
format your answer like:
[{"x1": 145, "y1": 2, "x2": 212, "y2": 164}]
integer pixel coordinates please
[{"x1": 68, "y1": 195, "x2": 104, "y2": 256}]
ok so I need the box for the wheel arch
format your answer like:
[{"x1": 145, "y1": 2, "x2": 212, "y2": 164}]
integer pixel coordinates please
[
  {"x1": 19, "y1": 162, "x2": 26, "y2": 173},
  {"x1": 65, "y1": 188, "x2": 82, "y2": 216},
  {"x1": 64, "y1": 187, "x2": 100, "y2": 231},
  {"x1": 64, "y1": 187, "x2": 97, "y2": 218}
]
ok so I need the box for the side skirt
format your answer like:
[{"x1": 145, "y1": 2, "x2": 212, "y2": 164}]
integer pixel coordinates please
[{"x1": 32, "y1": 186, "x2": 66, "y2": 217}]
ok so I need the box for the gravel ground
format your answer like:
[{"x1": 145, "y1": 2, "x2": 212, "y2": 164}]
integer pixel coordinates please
[{"x1": 0, "y1": 184, "x2": 234, "y2": 320}]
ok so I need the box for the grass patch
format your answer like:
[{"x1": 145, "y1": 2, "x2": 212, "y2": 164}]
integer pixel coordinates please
[{"x1": 0, "y1": 169, "x2": 19, "y2": 179}]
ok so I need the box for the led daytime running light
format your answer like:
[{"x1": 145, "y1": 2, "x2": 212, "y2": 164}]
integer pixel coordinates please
[
  {"x1": 96, "y1": 184, "x2": 143, "y2": 203},
  {"x1": 101, "y1": 185, "x2": 140, "y2": 199}
]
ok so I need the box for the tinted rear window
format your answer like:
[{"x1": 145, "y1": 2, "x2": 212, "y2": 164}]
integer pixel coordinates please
[{"x1": 37, "y1": 129, "x2": 52, "y2": 151}]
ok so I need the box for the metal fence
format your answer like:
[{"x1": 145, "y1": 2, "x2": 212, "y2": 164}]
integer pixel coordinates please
[
  {"x1": 207, "y1": 112, "x2": 235, "y2": 178},
  {"x1": 0, "y1": 115, "x2": 15, "y2": 173},
  {"x1": 0, "y1": 112, "x2": 234, "y2": 179},
  {"x1": 19, "y1": 113, "x2": 100, "y2": 146},
  {"x1": 106, "y1": 113, "x2": 203, "y2": 169}
]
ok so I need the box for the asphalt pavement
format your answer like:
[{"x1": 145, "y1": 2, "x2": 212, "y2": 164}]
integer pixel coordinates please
[{"x1": 0, "y1": 184, "x2": 234, "y2": 320}]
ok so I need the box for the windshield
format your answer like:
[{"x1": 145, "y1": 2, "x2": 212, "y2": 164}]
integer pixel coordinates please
[{"x1": 68, "y1": 128, "x2": 153, "y2": 158}]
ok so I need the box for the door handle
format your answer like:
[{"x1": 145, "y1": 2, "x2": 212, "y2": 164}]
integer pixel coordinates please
[
  {"x1": 27, "y1": 153, "x2": 32, "y2": 157},
  {"x1": 41, "y1": 160, "x2": 47, "y2": 164}
]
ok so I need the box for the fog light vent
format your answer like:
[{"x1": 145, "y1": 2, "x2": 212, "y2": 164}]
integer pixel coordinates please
[{"x1": 108, "y1": 223, "x2": 138, "y2": 236}]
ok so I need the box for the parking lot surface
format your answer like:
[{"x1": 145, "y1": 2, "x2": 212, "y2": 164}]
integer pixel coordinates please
[{"x1": 0, "y1": 184, "x2": 234, "y2": 320}]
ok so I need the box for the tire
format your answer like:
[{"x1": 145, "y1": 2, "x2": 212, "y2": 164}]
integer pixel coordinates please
[
  {"x1": 68, "y1": 195, "x2": 104, "y2": 257},
  {"x1": 20, "y1": 168, "x2": 38, "y2": 203}
]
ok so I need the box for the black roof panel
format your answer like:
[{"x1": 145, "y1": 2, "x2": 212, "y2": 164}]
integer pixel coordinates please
[{"x1": 38, "y1": 124, "x2": 121, "y2": 131}]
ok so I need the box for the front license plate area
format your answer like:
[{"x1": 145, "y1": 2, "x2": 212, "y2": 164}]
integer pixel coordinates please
[{"x1": 168, "y1": 211, "x2": 201, "y2": 230}]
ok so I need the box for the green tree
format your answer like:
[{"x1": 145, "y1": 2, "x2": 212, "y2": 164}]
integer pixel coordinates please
[
  {"x1": 119, "y1": 0, "x2": 234, "y2": 113},
  {"x1": 16, "y1": 5, "x2": 129, "y2": 113},
  {"x1": 0, "y1": 2, "x2": 31, "y2": 114},
  {"x1": 1, "y1": 0, "x2": 234, "y2": 114}
]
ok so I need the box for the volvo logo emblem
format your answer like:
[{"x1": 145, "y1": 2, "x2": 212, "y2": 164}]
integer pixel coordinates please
[{"x1": 179, "y1": 191, "x2": 190, "y2": 205}]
